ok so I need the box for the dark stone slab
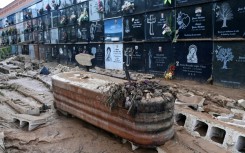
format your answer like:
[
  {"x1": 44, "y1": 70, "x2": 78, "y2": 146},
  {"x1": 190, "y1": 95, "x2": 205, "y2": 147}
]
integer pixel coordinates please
[
  {"x1": 58, "y1": 45, "x2": 69, "y2": 64},
  {"x1": 44, "y1": 30, "x2": 51, "y2": 44},
  {"x1": 77, "y1": 1, "x2": 89, "y2": 26},
  {"x1": 145, "y1": 42, "x2": 174, "y2": 74},
  {"x1": 123, "y1": 14, "x2": 145, "y2": 41},
  {"x1": 67, "y1": 5, "x2": 77, "y2": 26},
  {"x1": 89, "y1": 21, "x2": 104, "y2": 42},
  {"x1": 77, "y1": 23, "x2": 89, "y2": 42},
  {"x1": 68, "y1": 25, "x2": 77, "y2": 43},
  {"x1": 89, "y1": 43, "x2": 105, "y2": 68},
  {"x1": 51, "y1": 11, "x2": 59, "y2": 28},
  {"x1": 66, "y1": 45, "x2": 78, "y2": 65},
  {"x1": 123, "y1": 43, "x2": 146, "y2": 72},
  {"x1": 175, "y1": 41, "x2": 212, "y2": 81},
  {"x1": 176, "y1": 3, "x2": 212, "y2": 39},
  {"x1": 43, "y1": 14, "x2": 51, "y2": 30},
  {"x1": 59, "y1": 27, "x2": 68, "y2": 43},
  {"x1": 213, "y1": 42, "x2": 245, "y2": 87},
  {"x1": 145, "y1": 10, "x2": 174, "y2": 41},
  {"x1": 145, "y1": 0, "x2": 174, "y2": 12},
  {"x1": 104, "y1": 0, "x2": 122, "y2": 19},
  {"x1": 58, "y1": 9, "x2": 68, "y2": 27},
  {"x1": 176, "y1": 0, "x2": 213, "y2": 7},
  {"x1": 214, "y1": 0, "x2": 245, "y2": 38}
]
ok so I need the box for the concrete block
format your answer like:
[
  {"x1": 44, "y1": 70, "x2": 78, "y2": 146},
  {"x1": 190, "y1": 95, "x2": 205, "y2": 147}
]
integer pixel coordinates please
[
  {"x1": 175, "y1": 107, "x2": 245, "y2": 153},
  {"x1": 12, "y1": 114, "x2": 49, "y2": 131},
  {"x1": 238, "y1": 99, "x2": 245, "y2": 109}
]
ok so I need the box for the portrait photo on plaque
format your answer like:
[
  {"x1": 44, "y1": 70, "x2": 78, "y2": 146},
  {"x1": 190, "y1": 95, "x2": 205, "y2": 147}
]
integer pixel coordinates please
[{"x1": 105, "y1": 43, "x2": 123, "y2": 70}]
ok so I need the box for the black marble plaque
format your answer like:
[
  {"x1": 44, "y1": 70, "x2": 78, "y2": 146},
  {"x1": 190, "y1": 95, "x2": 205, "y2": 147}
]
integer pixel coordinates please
[
  {"x1": 123, "y1": 14, "x2": 145, "y2": 41},
  {"x1": 176, "y1": 3, "x2": 212, "y2": 39},
  {"x1": 32, "y1": 18, "x2": 39, "y2": 31},
  {"x1": 145, "y1": 10, "x2": 174, "y2": 41},
  {"x1": 122, "y1": 0, "x2": 145, "y2": 15},
  {"x1": 104, "y1": 0, "x2": 122, "y2": 18},
  {"x1": 175, "y1": 41, "x2": 212, "y2": 81},
  {"x1": 58, "y1": 9, "x2": 68, "y2": 27},
  {"x1": 67, "y1": 45, "x2": 77, "y2": 65},
  {"x1": 38, "y1": 31, "x2": 44, "y2": 43},
  {"x1": 67, "y1": 6, "x2": 77, "y2": 25},
  {"x1": 123, "y1": 43, "x2": 145, "y2": 72},
  {"x1": 50, "y1": 45, "x2": 59, "y2": 62},
  {"x1": 58, "y1": 45, "x2": 69, "y2": 64},
  {"x1": 176, "y1": 0, "x2": 213, "y2": 7},
  {"x1": 77, "y1": 44, "x2": 89, "y2": 54},
  {"x1": 214, "y1": 0, "x2": 245, "y2": 38},
  {"x1": 89, "y1": 43, "x2": 105, "y2": 68},
  {"x1": 145, "y1": 0, "x2": 174, "y2": 12},
  {"x1": 145, "y1": 42, "x2": 174, "y2": 74},
  {"x1": 77, "y1": 2, "x2": 89, "y2": 25},
  {"x1": 24, "y1": 33, "x2": 29, "y2": 42},
  {"x1": 43, "y1": 14, "x2": 51, "y2": 30},
  {"x1": 45, "y1": 45, "x2": 52, "y2": 62},
  {"x1": 51, "y1": 11, "x2": 59, "y2": 28},
  {"x1": 213, "y1": 42, "x2": 245, "y2": 87},
  {"x1": 33, "y1": 31, "x2": 39, "y2": 43},
  {"x1": 44, "y1": 30, "x2": 51, "y2": 44},
  {"x1": 37, "y1": 17, "x2": 45, "y2": 31},
  {"x1": 68, "y1": 25, "x2": 77, "y2": 43},
  {"x1": 77, "y1": 23, "x2": 89, "y2": 42},
  {"x1": 89, "y1": 21, "x2": 104, "y2": 42},
  {"x1": 59, "y1": 27, "x2": 68, "y2": 43}
]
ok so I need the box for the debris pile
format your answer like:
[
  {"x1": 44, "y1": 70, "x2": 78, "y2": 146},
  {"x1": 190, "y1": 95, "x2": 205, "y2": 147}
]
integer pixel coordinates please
[
  {"x1": 172, "y1": 84, "x2": 245, "y2": 128},
  {"x1": 105, "y1": 80, "x2": 174, "y2": 115}
]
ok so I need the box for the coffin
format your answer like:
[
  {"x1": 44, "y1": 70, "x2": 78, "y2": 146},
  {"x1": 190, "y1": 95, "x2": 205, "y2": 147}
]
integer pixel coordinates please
[{"x1": 52, "y1": 71, "x2": 175, "y2": 147}]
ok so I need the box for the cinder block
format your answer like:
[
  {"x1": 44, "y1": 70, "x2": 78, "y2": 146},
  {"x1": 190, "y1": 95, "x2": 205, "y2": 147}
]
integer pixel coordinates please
[
  {"x1": 175, "y1": 113, "x2": 186, "y2": 126},
  {"x1": 194, "y1": 120, "x2": 208, "y2": 137},
  {"x1": 175, "y1": 108, "x2": 245, "y2": 153},
  {"x1": 209, "y1": 127, "x2": 226, "y2": 144},
  {"x1": 236, "y1": 136, "x2": 245, "y2": 152}
]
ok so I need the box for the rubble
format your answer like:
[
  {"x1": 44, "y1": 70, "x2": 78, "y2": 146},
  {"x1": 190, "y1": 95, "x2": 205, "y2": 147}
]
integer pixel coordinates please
[
  {"x1": 12, "y1": 113, "x2": 50, "y2": 131},
  {"x1": 0, "y1": 132, "x2": 4, "y2": 153},
  {"x1": 238, "y1": 99, "x2": 245, "y2": 109},
  {"x1": 1, "y1": 96, "x2": 41, "y2": 115}
]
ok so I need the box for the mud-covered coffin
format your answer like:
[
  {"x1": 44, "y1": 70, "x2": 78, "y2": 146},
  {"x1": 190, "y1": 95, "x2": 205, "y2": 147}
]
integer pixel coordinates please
[{"x1": 52, "y1": 71, "x2": 175, "y2": 147}]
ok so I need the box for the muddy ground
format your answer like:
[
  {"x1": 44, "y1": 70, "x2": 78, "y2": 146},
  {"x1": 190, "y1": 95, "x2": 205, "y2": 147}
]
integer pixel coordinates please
[{"x1": 0, "y1": 56, "x2": 244, "y2": 153}]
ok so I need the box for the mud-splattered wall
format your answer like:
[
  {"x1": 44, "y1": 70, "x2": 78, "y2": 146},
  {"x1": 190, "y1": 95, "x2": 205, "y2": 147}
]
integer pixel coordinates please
[{"x1": 0, "y1": 0, "x2": 244, "y2": 87}]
